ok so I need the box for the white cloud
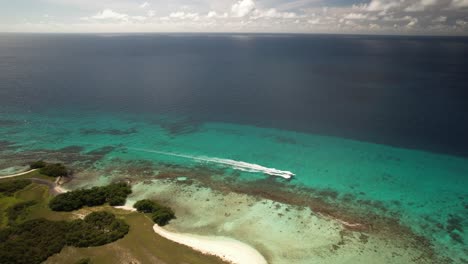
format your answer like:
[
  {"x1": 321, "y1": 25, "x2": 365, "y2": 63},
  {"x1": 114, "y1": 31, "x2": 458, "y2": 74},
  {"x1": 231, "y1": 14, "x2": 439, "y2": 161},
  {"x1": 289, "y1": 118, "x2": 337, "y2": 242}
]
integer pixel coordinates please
[
  {"x1": 252, "y1": 8, "x2": 298, "y2": 19},
  {"x1": 382, "y1": 15, "x2": 414, "y2": 21},
  {"x1": 147, "y1": 10, "x2": 156, "y2": 17},
  {"x1": 167, "y1": 12, "x2": 200, "y2": 20},
  {"x1": 91, "y1": 9, "x2": 129, "y2": 21},
  {"x1": 231, "y1": 0, "x2": 256, "y2": 17},
  {"x1": 365, "y1": 0, "x2": 401, "y2": 11},
  {"x1": 207, "y1": 11, "x2": 228, "y2": 18},
  {"x1": 451, "y1": 0, "x2": 468, "y2": 7},
  {"x1": 139, "y1": 2, "x2": 150, "y2": 8},
  {"x1": 433, "y1": 16, "x2": 447, "y2": 22},
  {"x1": 307, "y1": 18, "x2": 321, "y2": 24},
  {"x1": 406, "y1": 17, "x2": 418, "y2": 27},
  {"x1": 456, "y1": 19, "x2": 468, "y2": 26},
  {"x1": 132, "y1": 16, "x2": 147, "y2": 22},
  {"x1": 344, "y1": 13, "x2": 368, "y2": 19},
  {"x1": 404, "y1": 0, "x2": 438, "y2": 12}
]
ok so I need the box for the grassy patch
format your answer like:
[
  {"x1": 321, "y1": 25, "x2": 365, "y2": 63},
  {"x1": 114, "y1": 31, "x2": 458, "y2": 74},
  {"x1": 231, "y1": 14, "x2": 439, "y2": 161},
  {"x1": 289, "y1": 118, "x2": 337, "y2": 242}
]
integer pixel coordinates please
[
  {"x1": 0, "y1": 196, "x2": 21, "y2": 228},
  {"x1": 45, "y1": 211, "x2": 226, "y2": 264},
  {"x1": 0, "y1": 179, "x2": 228, "y2": 264},
  {"x1": 0, "y1": 170, "x2": 56, "y2": 183}
]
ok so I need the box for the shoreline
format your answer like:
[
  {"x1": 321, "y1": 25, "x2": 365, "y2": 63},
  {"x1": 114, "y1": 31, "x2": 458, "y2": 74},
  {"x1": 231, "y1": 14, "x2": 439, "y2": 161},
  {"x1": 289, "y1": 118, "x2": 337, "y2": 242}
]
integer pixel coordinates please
[
  {"x1": 113, "y1": 203, "x2": 266, "y2": 264},
  {"x1": 0, "y1": 168, "x2": 37, "y2": 179},
  {"x1": 152, "y1": 224, "x2": 268, "y2": 264}
]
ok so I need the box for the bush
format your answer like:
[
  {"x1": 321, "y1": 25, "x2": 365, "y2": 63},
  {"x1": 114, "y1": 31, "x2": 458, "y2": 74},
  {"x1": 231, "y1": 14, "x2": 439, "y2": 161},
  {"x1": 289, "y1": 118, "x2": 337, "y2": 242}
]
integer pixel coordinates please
[
  {"x1": 30, "y1": 160, "x2": 46, "y2": 169},
  {"x1": 134, "y1": 199, "x2": 159, "y2": 213},
  {"x1": 7, "y1": 200, "x2": 37, "y2": 225},
  {"x1": 39, "y1": 163, "x2": 68, "y2": 177},
  {"x1": 0, "y1": 179, "x2": 32, "y2": 196},
  {"x1": 67, "y1": 211, "x2": 129, "y2": 247},
  {"x1": 49, "y1": 183, "x2": 132, "y2": 212},
  {"x1": 49, "y1": 192, "x2": 83, "y2": 212},
  {"x1": 0, "y1": 212, "x2": 129, "y2": 264},
  {"x1": 108, "y1": 196, "x2": 126, "y2": 206},
  {"x1": 75, "y1": 258, "x2": 91, "y2": 264},
  {"x1": 151, "y1": 207, "x2": 175, "y2": 226},
  {"x1": 134, "y1": 199, "x2": 176, "y2": 226}
]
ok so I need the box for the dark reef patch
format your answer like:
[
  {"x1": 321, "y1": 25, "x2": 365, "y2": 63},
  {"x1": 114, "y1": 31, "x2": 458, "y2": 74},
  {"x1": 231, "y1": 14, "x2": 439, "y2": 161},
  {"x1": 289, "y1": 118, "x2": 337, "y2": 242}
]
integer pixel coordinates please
[
  {"x1": 86, "y1": 146, "x2": 117, "y2": 157},
  {"x1": 0, "y1": 119, "x2": 21, "y2": 126},
  {"x1": 0, "y1": 140, "x2": 17, "y2": 151},
  {"x1": 59, "y1": 145, "x2": 85, "y2": 153},
  {"x1": 80, "y1": 128, "x2": 138, "y2": 136},
  {"x1": 273, "y1": 136, "x2": 298, "y2": 145},
  {"x1": 154, "y1": 117, "x2": 201, "y2": 136},
  {"x1": 446, "y1": 214, "x2": 465, "y2": 245}
]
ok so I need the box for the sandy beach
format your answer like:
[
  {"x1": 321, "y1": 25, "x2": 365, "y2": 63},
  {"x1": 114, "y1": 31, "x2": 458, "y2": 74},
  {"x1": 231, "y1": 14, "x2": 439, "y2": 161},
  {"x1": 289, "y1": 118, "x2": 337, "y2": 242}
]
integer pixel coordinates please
[{"x1": 152, "y1": 224, "x2": 268, "y2": 264}]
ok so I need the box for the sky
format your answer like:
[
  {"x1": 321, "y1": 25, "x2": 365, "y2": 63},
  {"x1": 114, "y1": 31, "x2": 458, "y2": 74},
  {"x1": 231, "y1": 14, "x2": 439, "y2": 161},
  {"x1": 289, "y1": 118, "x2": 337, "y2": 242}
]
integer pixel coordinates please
[{"x1": 0, "y1": 0, "x2": 467, "y2": 35}]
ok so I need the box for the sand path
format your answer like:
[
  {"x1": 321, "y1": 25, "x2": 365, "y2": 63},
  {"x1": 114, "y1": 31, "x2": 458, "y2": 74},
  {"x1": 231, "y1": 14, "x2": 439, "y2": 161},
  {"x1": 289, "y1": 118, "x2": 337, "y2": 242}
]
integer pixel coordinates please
[{"x1": 0, "y1": 169, "x2": 38, "y2": 179}]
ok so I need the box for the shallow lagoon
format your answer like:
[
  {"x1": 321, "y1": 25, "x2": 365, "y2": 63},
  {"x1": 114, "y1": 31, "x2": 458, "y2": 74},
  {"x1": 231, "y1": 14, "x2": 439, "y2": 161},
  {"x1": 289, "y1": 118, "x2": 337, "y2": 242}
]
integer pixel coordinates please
[{"x1": 1, "y1": 109, "x2": 466, "y2": 263}]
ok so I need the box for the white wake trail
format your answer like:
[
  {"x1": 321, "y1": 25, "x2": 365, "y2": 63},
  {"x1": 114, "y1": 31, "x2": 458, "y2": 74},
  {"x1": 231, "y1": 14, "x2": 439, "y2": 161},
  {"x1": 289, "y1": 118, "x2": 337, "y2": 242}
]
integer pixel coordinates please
[{"x1": 128, "y1": 147, "x2": 295, "y2": 179}]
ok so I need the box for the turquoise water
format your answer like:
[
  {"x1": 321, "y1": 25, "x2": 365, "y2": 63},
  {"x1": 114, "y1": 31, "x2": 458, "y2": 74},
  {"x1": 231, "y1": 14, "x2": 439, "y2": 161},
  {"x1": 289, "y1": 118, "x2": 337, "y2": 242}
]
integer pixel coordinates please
[{"x1": 1, "y1": 109, "x2": 467, "y2": 262}]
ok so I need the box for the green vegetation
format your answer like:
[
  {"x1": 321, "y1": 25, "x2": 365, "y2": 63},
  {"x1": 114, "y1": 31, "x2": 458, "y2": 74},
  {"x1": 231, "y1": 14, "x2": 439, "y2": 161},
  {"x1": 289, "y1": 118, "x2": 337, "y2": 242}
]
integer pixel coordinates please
[
  {"x1": 39, "y1": 163, "x2": 69, "y2": 177},
  {"x1": 133, "y1": 199, "x2": 158, "y2": 213},
  {"x1": 29, "y1": 160, "x2": 69, "y2": 177},
  {"x1": 0, "y1": 173, "x2": 225, "y2": 264},
  {"x1": 7, "y1": 200, "x2": 36, "y2": 225},
  {"x1": 45, "y1": 212, "x2": 226, "y2": 264},
  {"x1": 29, "y1": 160, "x2": 47, "y2": 169},
  {"x1": 151, "y1": 207, "x2": 176, "y2": 226},
  {"x1": 134, "y1": 199, "x2": 175, "y2": 226},
  {"x1": 74, "y1": 258, "x2": 91, "y2": 264},
  {"x1": 0, "y1": 211, "x2": 129, "y2": 264},
  {"x1": 0, "y1": 180, "x2": 32, "y2": 196},
  {"x1": 49, "y1": 183, "x2": 132, "y2": 212}
]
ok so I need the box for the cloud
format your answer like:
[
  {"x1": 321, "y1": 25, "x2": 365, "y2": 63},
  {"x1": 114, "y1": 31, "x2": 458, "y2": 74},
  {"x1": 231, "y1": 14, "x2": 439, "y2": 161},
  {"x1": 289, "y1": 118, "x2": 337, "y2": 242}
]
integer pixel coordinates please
[
  {"x1": 406, "y1": 17, "x2": 418, "y2": 27},
  {"x1": 132, "y1": 16, "x2": 147, "y2": 21},
  {"x1": 90, "y1": 9, "x2": 129, "y2": 20},
  {"x1": 147, "y1": 10, "x2": 156, "y2": 17},
  {"x1": 451, "y1": 0, "x2": 468, "y2": 7},
  {"x1": 231, "y1": 0, "x2": 256, "y2": 17},
  {"x1": 252, "y1": 8, "x2": 298, "y2": 19},
  {"x1": 344, "y1": 13, "x2": 369, "y2": 19},
  {"x1": 456, "y1": 19, "x2": 468, "y2": 26},
  {"x1": 365, "y1": 0, "x2": 402, "y2": 11},
  {"x1": 207, "y1": 11, "x2": 228, "y2": 18},
  {"x1": 5, "y1": 0, "x2": 468, "y2": 35},
  {"x1": 139, "y1": 2, "x2": 150, "y2": 9},
  {"x1": 165, "y1": 11, "x2": 200, "y2": 20},
  {"x1": 404, "y1": 0, "x2": 438, "y2": 12},
  {"x1": 433, "y1": 16, "x2": 447, "y2": 22}
]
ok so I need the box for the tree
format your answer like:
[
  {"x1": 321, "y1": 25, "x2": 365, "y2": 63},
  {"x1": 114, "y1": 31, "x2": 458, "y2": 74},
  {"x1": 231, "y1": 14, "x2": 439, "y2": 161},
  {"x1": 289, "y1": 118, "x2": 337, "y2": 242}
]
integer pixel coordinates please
[
  {"x1": 151, "y1": 207, "x2": 175, "y2": 226},
  {"x1": 49, "y1": 183, "x2": 132, "y2": 212},
  {"x1": 0, "y1": 179, "x2": 32, "y2": 196},
  {"x1": 39, "y1": 163, "x2": 68, "y2": 177},
  {"x1": 30, "y1": 160, "x2": 46, "y2": 169},
  {"x1": 133, "y1": 199, "x2": 176, "y2": 226},
  {"x1": 134, "y1": 199, "x2": 159, "y2": 213}
]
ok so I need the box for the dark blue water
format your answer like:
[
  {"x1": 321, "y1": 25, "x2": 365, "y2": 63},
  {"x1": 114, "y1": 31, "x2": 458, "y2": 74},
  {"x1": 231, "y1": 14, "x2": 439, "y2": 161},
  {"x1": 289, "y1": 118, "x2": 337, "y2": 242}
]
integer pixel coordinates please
[{"x1": 1, "y1": 33, "x2": 468, "y2": 156}]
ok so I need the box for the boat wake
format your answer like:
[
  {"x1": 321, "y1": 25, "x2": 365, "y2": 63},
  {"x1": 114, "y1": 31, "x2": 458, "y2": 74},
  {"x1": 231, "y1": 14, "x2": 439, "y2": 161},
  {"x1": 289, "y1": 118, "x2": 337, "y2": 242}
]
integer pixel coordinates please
[{"x1": 128, "y1": 147, "x2": 295, "y2": 179}]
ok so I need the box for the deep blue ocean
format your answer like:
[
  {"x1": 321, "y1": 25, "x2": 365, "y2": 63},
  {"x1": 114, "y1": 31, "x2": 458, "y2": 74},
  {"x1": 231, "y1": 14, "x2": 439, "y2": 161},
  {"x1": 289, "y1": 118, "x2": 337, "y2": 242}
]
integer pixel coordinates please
[{"x1": 1, "y1": 34, "x2": 468, "y2": 156}]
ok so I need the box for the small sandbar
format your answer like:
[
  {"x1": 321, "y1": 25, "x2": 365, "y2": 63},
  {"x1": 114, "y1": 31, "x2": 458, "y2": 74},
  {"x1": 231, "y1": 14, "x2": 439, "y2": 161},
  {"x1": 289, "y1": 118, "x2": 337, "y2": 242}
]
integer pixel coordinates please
[{"x1": 152, "y1": 224, "x2": 268, "y2": 264}]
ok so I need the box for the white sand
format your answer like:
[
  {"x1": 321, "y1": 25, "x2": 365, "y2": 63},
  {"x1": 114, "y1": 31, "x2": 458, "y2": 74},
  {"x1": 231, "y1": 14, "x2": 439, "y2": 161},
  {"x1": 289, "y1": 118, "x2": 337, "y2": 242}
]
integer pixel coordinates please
[
  {"x1": 153, "y1": 225, "x2": 268, "y2": 264},
  {"x1": 113, "y1": 205, "x2": 137, "y2": 212},
  {"x1": 0, "y1": 169, "x2": 37, "y2": 179},
  {"x1": 113, "y1": 202, "x2": 267, "y2": 264}
]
